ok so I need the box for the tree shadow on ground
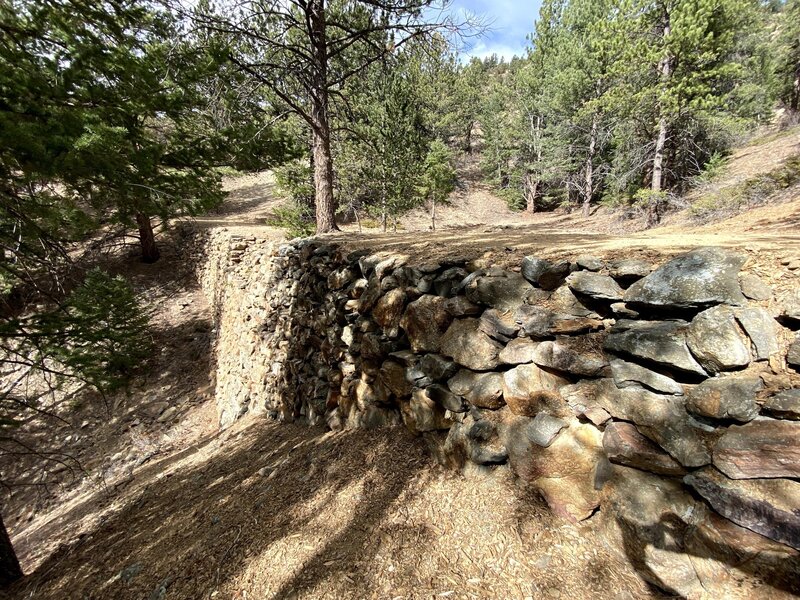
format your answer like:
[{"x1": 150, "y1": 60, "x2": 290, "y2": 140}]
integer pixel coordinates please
[{"x1": 7, "y1": 419, "x2": 430, "y2": 600}]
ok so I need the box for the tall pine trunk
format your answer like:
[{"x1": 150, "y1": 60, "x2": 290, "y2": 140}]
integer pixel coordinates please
[
  {"x1": 309, "y1": 0, "x2": 338, "y2": 233},
  {"x1": 583, "y1": 114, "x2": 598, "y2": 218},
  {"x1": 524, "y1": 172, "x2": 538, "y2": 213},
  {"x1": 136, "y1": 212, "x2": 160, "y2": 263},
  {"x1": 792, "y1": 61, "x2": 800, "y2": 112},
  {"x1": 0, "y1": 514, "x2": 22, "y2": 587},
  {"x1": 652, "y1": 15, "x2": 672, "y2": 193}
]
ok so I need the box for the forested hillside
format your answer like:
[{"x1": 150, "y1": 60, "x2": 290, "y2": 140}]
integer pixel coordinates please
[{"x1": 1, "y1": 0, "x2": 800, "y2": 597}]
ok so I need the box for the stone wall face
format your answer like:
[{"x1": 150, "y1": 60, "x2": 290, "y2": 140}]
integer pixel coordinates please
[{"x1": 192, "y1": 230, "x2": 800, "y2": 597}]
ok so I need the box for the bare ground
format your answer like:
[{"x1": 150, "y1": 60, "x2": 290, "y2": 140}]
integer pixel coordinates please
[{"x1": 2, "y1": 132, "x2": 800, "y2": 599}]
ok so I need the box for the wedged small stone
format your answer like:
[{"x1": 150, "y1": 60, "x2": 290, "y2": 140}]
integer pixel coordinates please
[
  {"x1": 399, "y1": 295, "x2": 453, "y2": 353},
  {"x1": 426, "y1": 384, "x2": 468, "y2": 413},
  {"x1": 739, "y1": 273, "x2": 773, "y2": 301},
  {"x1": 609, "y1": 259, "x2": 652, "y2": 284},
  {"x1": 464, "y1": 272, "x2": 535, "y2": 311},
  {"x1": 610, "y1": 358, "x2": 683, "y2": 395},
  {"x1": 561, "y1": 379, "x2": 713, "y2": 467},
  {"x1": 506, "y1": 419, "x2": 604, "y2": 521},
  {"x1": 447, "y1": 370, "x2": 505, "y2": 409},
  {"x1": 373, "y1": 288, "x2": 407, "y2": 337},
  {"x1": 400, "y1": 388, "x2": 452, "y2": 433},
  {"x1": 498, "y1": 338, "x2": 540, "y2": 365},
  {"x1": 624, "y1": 247, "x2": 747, "y2": 310},
  {"x1": 735, "y1": 307, "x2": 780, "y2": 361},
  {"x1": 686, "y1": 306, "x2": 751, "y2": 374},
  {"x1": 603, "y1": 421, "x2": 687, "y2": 476},
  {"x1": 686, "y1": 376, "x2": 762, "y2": 422},
  {"x1": 515, "y1": 305, "x2": 603, "y2": 338},
  {"x1": 521, "y1": 256, "x2": 550, "y2": 285},
  {"x1": 440, "y1": 318, "x2": 503, "y2": 371},
  {"x1": 610, "y1": 302, "x2": 639, "y2": 319},
  {"x1": 686, "y1": 467, "x2": 800, "y2": 550},
  {"x1": 566, "y1": 271, "x2": 624, "y2": 301},
  {"x1": 442, "y1": 295, "x2": 481, "y2": 317},
  {"x1": 762, "y1": 389, "x2": 800, "y2": 420},
  {"x1": 479, "y1": 308, "x2": 519, "y2": 342},
  {"x1": 575, "y1": 255, "x2": 604, "y2": 271},
  {"x1": 526, "y1": 412, "x2": 569, "y2": 447},
  {"x1": 581, "y1": 406, "x2": 611, "y2": 426},
  {"x1": 521, "y1": 257, "x2": 570, "y2": 290},
  {"x1": 501, "y1": 364, "x2": 571, "y2": 417},
  {"x1": 713, "y1": 418, "x2": 800, "y2": 479},
  {"x1": 433, "y1": 267, "x2": 468, "y2": 297},
  {"x1": 605, "y1": 320, "x2": 708, "y2": 377},
  {"x1": 379, "y1": 360, "x2": 413, "y2": 399},
  {"x1": 532, "y1": 339, "x2": 609, "y2": 377}
]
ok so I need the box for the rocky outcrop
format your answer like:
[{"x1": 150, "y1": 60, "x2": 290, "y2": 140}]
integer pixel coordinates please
[{"x1": 190, "y1": 235, "x2": 800, "y2": 598}]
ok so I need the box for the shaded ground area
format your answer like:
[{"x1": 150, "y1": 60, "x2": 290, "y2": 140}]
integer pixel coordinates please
[{"x1": 6, "y1": 416, "x2": 662, "y2": 600}]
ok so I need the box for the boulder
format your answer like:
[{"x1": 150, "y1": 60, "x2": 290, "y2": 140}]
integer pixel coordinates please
[
  {"x1": 549, "y1": 286, "x2": 599, "y2": 318},
  {"x1": 479, "y1": 308, "x2": 520, "y2": 342},
  {"x1": 605, "y1": 320, "x2": 708, "y2": 377},
  {"x1": 686, "y1": 376, "x2": 762, "y2": 422},
  {"x1": 610, "y1": 358, "x2": 683, "y2": 395},
  {"x1": 399, "y1": 295, "x2": 453, "y2": 353},
  {"x1": 464, "y1": 272, "x2": 534, "y2": 311},
  {"x1": 352, "y1": 378, "x2": 391, "y2": 409},
  {"x1": 788, "y1": 335, "x2": 800, "y2": 369},
  {"x1": 525, "y1": 412, "x2": 569, "y2": 447},
  {"x1": 357, "y1": 276, "x2": 383, "y2": 314},
  {"x1": 433, "y1": 267, "x2": 468, "y2": 297},
  {"x1": 735, "y1": 307, "x2": 780, "y2": 361},
  {"x1": 762, "y1": 389, "x2": 800, "y2": 420},
  {"x1": 521, "y1": 257, "x2": 571, "y2": 290},
  {"x1": 442, "y1": 296, "x2": 481, "y2": 317},
  {"x1": 373, "y1": 288, "x2": 407, "y2": 337},
  {"x1": 506, "y1": 418, "x2": 604, "y2": 521},
  {"x1": 425, "y1": 384, "x2": 468, "y2": 413},
  {"x1": 502, "y1": 364, "x2": 571, "y2": 417},
  {"x1": 515, "y1": 305, "x2": 604, "y2": 338},
  {"x1": 609, "y1": 259, "x2": 652, "y2": 284},
  {"x1": 561, "y1": 379, "x2": 713, "y2": 467},
  {"x1": 379, "y1": 360, "x2": 413, "y2": 399},
  {"x1": 602, "y1": 421, "x2": 686, "y2": 476},
  {"x1": 416, "y1": 353, "x2": 458, "y2": 382},
  {"x1": 447, "y1": 370, "x2": 505, "y2": 409},
  {"x1": 566, "y1": 271, "x2": 624, "y2": 301},
  {"x1": 686, "y1": 467, "x2": 800, "y2": 550},
  {"x1": 624, "y1": 247, "x2": 747, "y2": 310},
  {"x1": 713, "y1": 419, "x2": 800, "y2": 479},
  {"x1": 686, "y1": 306, "x2": 751, "y2": 373},
  {"x1": 440, "y1": 318, "x2": 503, "y2": 371},
  {"x1": 575, "y1": 255, "x2": 604, "y2": 271},
  {"x1": 738, "y1": 273, "x2": 773, "y2": 301},
  {"x1": 498, "y1": 338, "x2": 540, "y2": 365},
  {"x1": 400, "y1": 389, "x2": 452, "y2": 433},
  {"x1": 444, "y1": 413, "x2": 508, "y2": 467},
  {"x1": 531, "y1": 339, "x2": 609, "y2": 377}
]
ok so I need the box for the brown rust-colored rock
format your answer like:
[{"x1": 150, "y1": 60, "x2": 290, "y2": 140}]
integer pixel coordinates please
[
  {"x1": 373, "y1": 288, "x2": 407, "y2": 337},
  {"x1": 502, "y1": 364, "x2": 571, "y2": 417},
  {"x1": 686, "y1": 376, "x2": 762, "y2": 422},
  {"x1": 713, "y1": 419, "x2": 800, "y2": 479},
  {"x1": 685, "y1": 467, "x2": 800, "y2": 550},
  {"x1": 602, "y1": 421, "x2": 686, "y2": 476},
  {"x1": 447, "y1": 369, "x2": 505, "y2": 409},
  {"x1": 399, "y1": 294, "x2": 453, "y2": 353}
]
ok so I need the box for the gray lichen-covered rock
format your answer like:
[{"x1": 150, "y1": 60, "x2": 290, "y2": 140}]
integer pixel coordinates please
[
  {"x1": 502, "y1": 364, "x2": 570, "y2": 417},
  {"x1": 735, "y1": 307, "x2": 780, "y2": 361},
  {"x1": 416, "y1": 353, "x2": 459, "y2": 382},
  {"x1": 602, "y1": 421, "x2": 686, "y2": 476},
  {"x1": 778, "y1": 288, "x2": 800, "y2": 325},
  {"x1": 685, "y1": 467, "x2": 800, "y2": 550},
  {"x1": 738, "y1": 273, "x2": 773, "y2": 300},
  {"x1": 762, "y1": 389, "x2": 800, "y2": 420},
  {"x1": 399, "y1": 294, "x2": 453, "y2": 353},
  {"x1": 566, "y1": 271, "x2": 624, "y2": 301},
  {"x1": 788, "y1": 334, "x2": 800, "y2": 369},
  {"x1": 605, "y1": 320, "x2": 708, "y2": 377},
  {"x1": 464, "y1": 271, "x2": 534, "y2": 311},
  {"x1": 525, "y1": 412, "x2": 569, "y2": 447},
  {"x1": 442, "y1": 295, "x2": 481, "y2": 317},
  {"x1": 624, "y1": 247, "x2": 747, "y2": 309},
  {"x1": 562, "y1": 379, "x2": 713, "y2": 467},
  {"x1": 549, "y1": 286, "x2": 599, "y2": 318},
  {"x1": 425, "y1": 384, "x2": 468, "y2": 413},
  {"x1": 575, "y1": 255, "x2": 604, "y2": 271},
  {"x1": 521, "y1": 257, "x2": 571, "y2": 290},
  {"x1": 440, "y1": 318, "x2": 503, "y2": 371},
  {"x1": 686, "y1": 306, "x2": 751, "y2": 373},
  {"x1": 515, "y1": 305, "x2": 604, "y2": 338},
  {"x1": 610, "y1": 358, "x2": 683, "y2": 395},
  {"x1": 686, "y1": 376, "x2": 762, "y2": 422},
  {"x1": 713, "y1": 419, "x2": 800, "y2": 479},
  {"x1": 532, "y1": 339, "x2": 609, "y2": 377},
  {"x1": 609, "y1": 259, "x2": 652, "y2": 284},
  {"x1": 447, "y1": 369, "x2": 505, "y2": 409},
  {"x1": 498, "y1": 338, "x2": 540, "y2": 365},
  {"x1": 479, "y1": 308, "x2": 520, "y2": 342}
]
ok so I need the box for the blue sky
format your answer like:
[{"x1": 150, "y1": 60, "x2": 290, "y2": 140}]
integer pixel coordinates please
[{"x1": 450, "y1": 0, "x2": 542, "y2": 61}]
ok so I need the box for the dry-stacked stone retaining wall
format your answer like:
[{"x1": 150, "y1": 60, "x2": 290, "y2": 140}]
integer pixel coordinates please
[{"x1": 191, "y1": 229, "x2": 800, "y2": 597}]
